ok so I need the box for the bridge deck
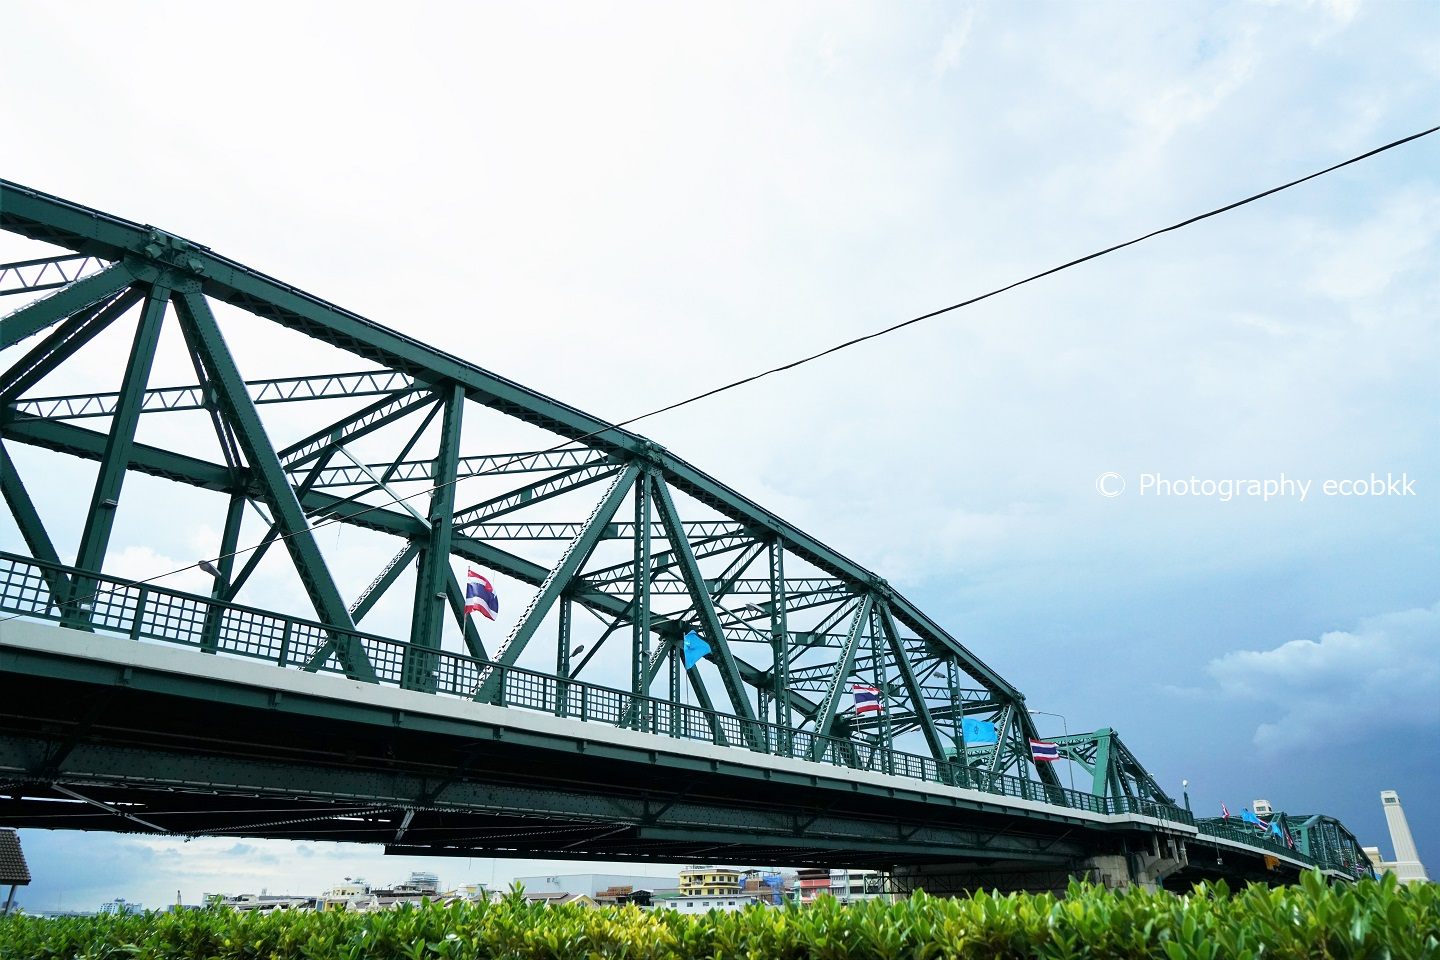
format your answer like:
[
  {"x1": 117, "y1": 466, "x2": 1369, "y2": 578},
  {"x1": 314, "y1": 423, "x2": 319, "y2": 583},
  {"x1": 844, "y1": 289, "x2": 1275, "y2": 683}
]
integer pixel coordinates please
[{"x1": 0, "y1": 617, "x2": 1322, "y2": 878}]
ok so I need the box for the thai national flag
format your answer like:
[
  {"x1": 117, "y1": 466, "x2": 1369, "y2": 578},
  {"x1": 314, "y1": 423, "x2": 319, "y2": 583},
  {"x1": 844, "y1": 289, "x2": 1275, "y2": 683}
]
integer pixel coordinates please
[
  {"x1": 464, "y1": 569, "x2": 500, "y2": 621},
  {"x1": 1029, "y1": 739, "x2": 1060, "y2": 762},
  {"x1": 852, "y1": 685, "x2": 882, "y2": 715},
  {"x1": 1221, "y1": 802, "x2": 1231, "y2": 820}
]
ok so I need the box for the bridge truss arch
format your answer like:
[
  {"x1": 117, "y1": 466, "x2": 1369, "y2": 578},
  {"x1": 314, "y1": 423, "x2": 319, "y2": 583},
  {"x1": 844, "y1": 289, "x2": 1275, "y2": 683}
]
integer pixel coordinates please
[
  {"x1": 1, "y1": 182, "x2": 1378, "y2": 884},
  {"x1": 0, "y1": 179, "x2": 1053, "y2": 787}
]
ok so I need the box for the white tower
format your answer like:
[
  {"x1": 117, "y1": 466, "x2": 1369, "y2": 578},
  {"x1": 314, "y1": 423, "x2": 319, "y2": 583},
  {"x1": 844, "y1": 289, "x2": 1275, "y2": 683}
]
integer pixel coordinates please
[{"x1": 1379, "y1": 790, "x2": 1428, "y2": 884}]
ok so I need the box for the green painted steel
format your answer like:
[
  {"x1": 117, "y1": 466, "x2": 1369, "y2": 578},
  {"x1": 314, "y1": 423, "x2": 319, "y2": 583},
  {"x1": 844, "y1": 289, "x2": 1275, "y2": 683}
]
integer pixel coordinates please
[
  {"x1": 650, "y1": 475, "x2": 763, "y2": 749},
  {"x1": 0, "y1": 261, "x2": 133, "y2": 351},
  {"x1": 810, "y1": 594, "x2": 874, "y2": 759},
  {"x1": 474, "y1": 463, "x2": 640, "y2": 703},
  {"x1": 0, "y1": 287, "x2": 143, "y2": 406},
  {"x1": 171, "y1": 292, "x2": 376, "y2": 683},
  {"x1": 71, "y1": 284, "x2": 168, "y2": 586},
  {"x1": 0, "y1": 181, "x2": 1188, "y2": 832},
  {"x1": 9, "y1": 369, "x2": 418, "y2": 421},
  {"x1": 0, "y1": 179, "x2": 1028, "y2": 708},
  {"x1": 406, "y1": 383, "x2": 465, "y2": 690}
]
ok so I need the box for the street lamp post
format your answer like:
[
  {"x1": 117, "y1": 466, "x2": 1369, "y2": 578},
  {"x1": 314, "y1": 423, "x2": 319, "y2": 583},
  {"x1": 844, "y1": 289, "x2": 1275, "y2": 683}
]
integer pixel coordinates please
[
  {"x1": 1027, "y1": 709, "x2": 1074, "y2": 792},
  {"x1": 1182, "y1": 778, "x2": 1191, "y2": 813}
]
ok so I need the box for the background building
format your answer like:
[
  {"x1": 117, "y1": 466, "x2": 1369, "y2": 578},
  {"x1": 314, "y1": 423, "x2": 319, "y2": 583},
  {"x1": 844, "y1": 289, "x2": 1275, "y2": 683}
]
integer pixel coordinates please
[
  {"x1": 1364, "y1": 791, "x2": 1429, "y2": 885},
  {"x1": 513, "y1": 873, "x2": 677, "y2": 898},
  {"x1": 678, "y1": 866, "x2": 741, "y2": 897}
]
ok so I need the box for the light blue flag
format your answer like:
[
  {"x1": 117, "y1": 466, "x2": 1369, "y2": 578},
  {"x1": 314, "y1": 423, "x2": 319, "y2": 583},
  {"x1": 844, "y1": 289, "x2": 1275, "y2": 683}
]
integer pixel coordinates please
[
  {"x1": 1240, "y1": 808, "x2": 1267, "y2": 829},
  {"x1": 681, "y1": 630, "x2": 711, "y2": 669},
  {"x1": 1270, "y1": 820, "x2": 1285, "y2": 839},
  {"x1": 961, "y1": 717, "x2": 997, "y2": 744}
]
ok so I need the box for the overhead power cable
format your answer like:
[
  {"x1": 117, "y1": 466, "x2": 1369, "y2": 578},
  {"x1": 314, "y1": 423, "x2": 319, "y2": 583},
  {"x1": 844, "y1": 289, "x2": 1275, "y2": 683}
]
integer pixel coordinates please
[{"x1": 2, "y1": 122, "x2": 1435, "y2": 623}]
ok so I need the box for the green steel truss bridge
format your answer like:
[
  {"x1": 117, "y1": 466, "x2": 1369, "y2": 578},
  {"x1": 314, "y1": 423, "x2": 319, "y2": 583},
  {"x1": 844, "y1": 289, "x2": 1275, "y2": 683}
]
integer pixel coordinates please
[{"x1": 0, "y1": 181, "x2": 1373, "y2": 892}]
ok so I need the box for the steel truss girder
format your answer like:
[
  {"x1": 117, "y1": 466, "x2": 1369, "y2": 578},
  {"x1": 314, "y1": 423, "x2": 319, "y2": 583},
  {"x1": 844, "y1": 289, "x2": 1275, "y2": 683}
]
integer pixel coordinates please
[
  {"x1": 0, "y1": 181, "x2": 1056, "y2": 783},
  {"x1": 0, "y1": 178, "x2": 1026, "y2": 711},
  {"x1": 454, "y1": 520, "x2": 747, "y2": 541},
  {"x1": 1047, "y1": 728, "x2": 1175, "y2": 804},
  {"x1": 0, "y1": 254, "x2": 109, "y2": 296},
  {"x1": 0, "y1": 737, "x2": 1079, "y2": 863},
  {"x1": 0, "y1": 260, "x2": 134, "y2": 351},
  {"x1": 307, "y1": 447, "x2": 612, "y2": 490},
  {"x1": 629, "y1": 577, "x2": 844, "y2": 596},
  {"x1": 451, "y1": 462, "x2": 620, "y2": 530},
  {"x1": 8, "y1": 369, "x2": 420, "y2": 421}
]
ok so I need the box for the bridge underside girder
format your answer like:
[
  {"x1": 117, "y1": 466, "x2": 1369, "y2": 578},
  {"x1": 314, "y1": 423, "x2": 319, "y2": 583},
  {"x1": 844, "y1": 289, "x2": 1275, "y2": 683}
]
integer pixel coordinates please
[{"x1": 0, "y1": 635, "x2": 1094, "y2": 870}]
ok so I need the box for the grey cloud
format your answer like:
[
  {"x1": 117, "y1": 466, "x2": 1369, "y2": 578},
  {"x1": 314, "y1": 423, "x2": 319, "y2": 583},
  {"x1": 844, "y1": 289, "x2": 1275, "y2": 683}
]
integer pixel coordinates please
[{"x1": 1206, "y1": 603, "x2": 1440, "y2": 752}]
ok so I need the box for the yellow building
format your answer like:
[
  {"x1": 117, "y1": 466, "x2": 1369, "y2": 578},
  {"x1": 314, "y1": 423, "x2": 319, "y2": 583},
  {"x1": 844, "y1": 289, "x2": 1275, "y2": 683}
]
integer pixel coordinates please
[{"x1": 679, "y1": 866, "x2": 741, "y2": 897}]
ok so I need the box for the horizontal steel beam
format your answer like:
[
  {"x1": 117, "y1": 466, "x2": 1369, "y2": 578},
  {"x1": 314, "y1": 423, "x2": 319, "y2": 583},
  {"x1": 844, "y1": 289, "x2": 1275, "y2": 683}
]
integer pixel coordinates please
[
  {"x1": 304, "y1": 447, "x2": 613, "y2": 489},
  {"x1": 8, "y1": 369, "x2": 420, "y2": 420},
  {"x1": 460, "y1": 521, "x2": 748, "y2": 540},
  {"x1": 0, "y1": 254, "x2": 109, "y2": 297}
]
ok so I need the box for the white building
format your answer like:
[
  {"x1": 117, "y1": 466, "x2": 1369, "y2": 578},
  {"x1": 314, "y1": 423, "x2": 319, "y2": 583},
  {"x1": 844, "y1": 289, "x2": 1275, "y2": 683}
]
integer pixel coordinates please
[
  {"x1": 1366, "y1": 790, "x2": 1429, "y2": 885},
  {"x1": 664, "y1": 893, "x2": 772, "y2": 914}
]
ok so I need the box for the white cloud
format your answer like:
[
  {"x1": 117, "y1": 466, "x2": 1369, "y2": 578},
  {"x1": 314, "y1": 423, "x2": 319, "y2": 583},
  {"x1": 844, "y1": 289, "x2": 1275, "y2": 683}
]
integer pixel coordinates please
[
  {"x1": 932, "y1": 7, "x2": 978, "y2": 79},
  {"x1": 1206, "y1": 603, "x2": 1440, "y2": 752}
]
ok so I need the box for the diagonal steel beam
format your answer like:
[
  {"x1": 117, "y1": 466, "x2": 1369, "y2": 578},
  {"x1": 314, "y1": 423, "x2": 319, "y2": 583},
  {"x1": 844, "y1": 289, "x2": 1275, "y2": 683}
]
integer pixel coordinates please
[
  {"x1": 0, "y1": 260, "x2": 133, "y2": 350},
  {"x1": 808, "y1": 593, "x2": 873, "y2": 759},
  {"x1": 277, "y1": 389, "x2": 436, "y2": 471},
  {"x1": 72, "y1": 284, "x2": 169, "y2": 587},
  {"x1": 650, "y1": 475, "x2": 762, "y2": 749},
  {"x1": 473, "y1": 462, "x2": 640, "y2": 703},
  {"x1": 0, "y1": 439, "x2": 69, "y2": 601},
  {"x1": 172, "y1": 290, "x2": 375, "y2": 682},
  {"x1": 452, "y1": 462, "x2": 621, "y2": 530},
  {"x1": 878, "y1": 601, "x2": 946, "y2": 762},
  {"x1": 0, "y1": 287, "x2": 143, "y2": 406},
  {"x1": 351, "y1": 542, "x2": 419, "y2": 623}
]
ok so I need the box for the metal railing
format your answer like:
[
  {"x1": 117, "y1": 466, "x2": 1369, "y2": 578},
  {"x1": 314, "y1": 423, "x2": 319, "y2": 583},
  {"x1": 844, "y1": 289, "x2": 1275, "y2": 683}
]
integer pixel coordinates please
[{"x1": 0, "y1": 552, "x2": 1219, "y2": 833}]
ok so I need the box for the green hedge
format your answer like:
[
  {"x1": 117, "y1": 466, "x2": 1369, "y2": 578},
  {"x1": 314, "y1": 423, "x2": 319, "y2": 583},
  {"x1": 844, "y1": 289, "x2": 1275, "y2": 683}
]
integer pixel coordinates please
[{"x1": 2, "y1": 872, "x2": 1436, "y2": 960}]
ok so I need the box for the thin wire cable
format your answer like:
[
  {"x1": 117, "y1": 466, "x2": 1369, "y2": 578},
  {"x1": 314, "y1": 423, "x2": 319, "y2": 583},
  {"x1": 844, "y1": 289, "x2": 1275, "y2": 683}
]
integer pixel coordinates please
[{"x1": 3, "y1": 122, "x2": 1435, "y2": 624}]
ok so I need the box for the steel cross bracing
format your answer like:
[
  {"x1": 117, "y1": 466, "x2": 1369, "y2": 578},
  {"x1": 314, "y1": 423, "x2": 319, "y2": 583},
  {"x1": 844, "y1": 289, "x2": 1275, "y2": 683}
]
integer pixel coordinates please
[{"x1": 0, "y1": 179, "x2": 1063, "y2": 805}]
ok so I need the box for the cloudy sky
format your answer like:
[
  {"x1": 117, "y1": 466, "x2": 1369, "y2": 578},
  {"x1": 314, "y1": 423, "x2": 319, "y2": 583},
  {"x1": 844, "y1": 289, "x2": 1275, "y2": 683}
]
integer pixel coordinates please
[{"x1": 3, "y1": 0, "x2": 1438, "y2": 908}]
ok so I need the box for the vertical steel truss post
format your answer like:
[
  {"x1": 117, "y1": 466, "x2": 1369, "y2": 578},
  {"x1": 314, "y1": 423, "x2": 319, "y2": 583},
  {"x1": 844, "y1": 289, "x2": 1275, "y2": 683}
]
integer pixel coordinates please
[
  {"x1": 947, "y1": 656, "x2": 967, "y2": 786},
  {"x1": 173, "y1": 291, "x2": 376, "y2": 683},
  {"x1": 665, "y1": 633, "x2": 682, "y2": 736},
  {"x1": 405, "y1": 383, "x2": 464, "y2": 692},
  {"x1": 631, "y1": 471, "x2": 652, "y2": 731},
  {"x1": 67, "y1": 284, "x2": 169, "y2": 628},
  {"x1": 199, "y1": 493, "x2": 246, "y2": 654},
  {"x1": 769, "y1": 539, "x2": 791, "y2": 756},
  {"x1": 556, "y1": 595, "x2": 572, "y2": 717},
  {"x1": 868, "y1": 602, "x2": 890, "y2": 773}
]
